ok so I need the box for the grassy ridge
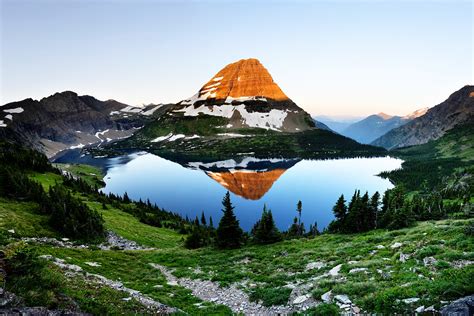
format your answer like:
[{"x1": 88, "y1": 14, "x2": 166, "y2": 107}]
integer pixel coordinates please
[{"x1": 381, "y1": 125, "x2": 474, "y2": 192}]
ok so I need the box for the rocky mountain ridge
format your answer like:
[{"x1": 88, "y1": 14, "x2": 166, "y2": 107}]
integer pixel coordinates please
[
  {"x1": 0, "y1": 91, "x2": 165, "y2": 157},
  {"x1": 372, "y1": 85, "x2": 474, "y2": 149}
]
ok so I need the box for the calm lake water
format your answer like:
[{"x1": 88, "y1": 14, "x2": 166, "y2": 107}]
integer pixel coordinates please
[{"x1": 56, "y1": 152, "x2": 402, "y2": 231}]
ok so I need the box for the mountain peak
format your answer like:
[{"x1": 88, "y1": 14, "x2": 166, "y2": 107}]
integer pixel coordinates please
[
  {"x1": 189, "y1": 58, "x2": 289, "y2": 104},
  {"x1": 376, "y1": 112, "x2": 393, "y2": 120},
  {"x1": 403, "y1": 107, "x2": 429, "y2": 120}
]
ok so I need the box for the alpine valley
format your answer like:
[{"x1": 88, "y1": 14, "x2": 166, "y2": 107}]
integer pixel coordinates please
[{"x1": 0, "y1": 58, "x2": 473, "y2": 316}]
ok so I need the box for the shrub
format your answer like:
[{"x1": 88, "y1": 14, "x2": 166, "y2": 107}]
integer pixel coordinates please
[{"x1": 249, "y1": 286, "x2": 292, "y2": 306}]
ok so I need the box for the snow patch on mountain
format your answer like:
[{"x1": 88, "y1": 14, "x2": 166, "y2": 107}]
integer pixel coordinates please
[
  {"x1": 3, "y1": 107, "x2": 24, "y2": 114},
  {"x1": 217, "y1": 133, "x2": 251, "y2": 138},
  {"x1": 174, "y1": 104, "x2": 288, "y2": 131},
  {"x1": 5, "y1": 114, "x2": 13, "y2": 121},
  {"x1": 225, "y1": 96, "x2": 267, "y2": 103},
  {"x1": 0, "y1": 120, "x2": 6, "y2": 127}
]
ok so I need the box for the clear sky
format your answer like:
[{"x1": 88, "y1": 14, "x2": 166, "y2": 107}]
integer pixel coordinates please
[{"x1": 1, "y1": 0, "x2": 472, "y2": 116}]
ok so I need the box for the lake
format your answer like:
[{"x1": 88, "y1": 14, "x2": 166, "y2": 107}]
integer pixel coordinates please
[{"x1": 56, "y1": 152, "x2": 403, "y2": 231}]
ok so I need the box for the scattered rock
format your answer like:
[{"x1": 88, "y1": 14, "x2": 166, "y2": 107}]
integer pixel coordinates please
[
  {"x1": 293, "y1": 294, "x2": 310, "y2": 304},
  {"x1": 415, "y1": 305, "x2": 425, "y2": 313},
  {"x1": 423, "y1": 256, "x2": 437, "y2": 266},
  {"x1": 7, "y1": 229, "x2": 15, "y2": 234},
  {"x1": 400, "y1": 253, "x2": 410, "y2": 263},
  {"x1": 335, "y1": 294, "x2": 351, "y2": 305},
  {"x1": 149, "y1": 263, "x2": 316, "y2": 314},
  {"x1": 347, "y1": 260, "x2": 358, "y2": 265},
  {"x1": 349, "y1": 268, "x2": 368, "y2": 274},
  {"x1": 451, "y1": 260, "x2": 474, "y2": 269},
  {"x1": 391, "y1": 242, "x2": 403, "y2": 249},
  {"x1": 23, "y1": 231, "x2": 154, "y2": 251},
  {"x1": 425, "y1": 305, "x2": 436, "y2": 312},
  {"x1": 238, "y1": 257, "x2": 251, "y2": 264},
  {"x1": 328, "y1": 264, "x2": 342, "y2": 276},
  {"x1": 42, "y1": 256, "x2": 176, "y2": 314},
  {"x1": 403, "y1": 297, "x2": 420, "y2": 304},
  {"x1": 440, "y1": 295, "x2": 474, "y2": 316},
  {"x1": 167, "y1": 281, "x2": 179, "y2": 286},
  {"x1": 321, "y1": 290, "x2": 332, "y2": 303},
  {"x1": 305, "y1": 261, "x2": 326, "y2": 271},
  {"x1": 376, "y1": 245, "x2": 386, "y2": 249},
  {"x1": 84, "y1": 262, "x2": 101, "y2": 267}
]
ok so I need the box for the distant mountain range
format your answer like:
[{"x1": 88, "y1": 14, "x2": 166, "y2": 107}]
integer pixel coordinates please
[
  {"x1": 313, "y1": 116, "x2": 363, "y2": 134},
  {"x1": 0, "y1": 91, "x2": 168, "y2": 157},
  {"x1": 2, "y1": 58, "x2": 470, "y2": 158},
  {"x1": 1, "y1": 58, "x2": 382, "y2": 160},
  {"x1": 338, "y1": 108, "x2": 428, "y2": 144},
  {"x1": 372, "y1": 85, "x2": 474, "y2": 149}
]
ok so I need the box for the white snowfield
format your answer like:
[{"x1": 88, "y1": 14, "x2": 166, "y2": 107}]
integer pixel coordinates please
[
  {"x1": 216, "y1": 133, "x2": 251, "y2": 138},
  {"x1": 174, "y1": 103, "x2": 289, "y2": 131},
  {"x1": 0, "y1": 120, "x2": 6, "y2": 128},
  {"x1": 69, "y1": 143, "x2": 85, "y2": 149},
  {"x1": 3, "y1": 107, "x2": 24, "y2": 114},
  {"x1": 187, "y1": 157, "x2": 296, "y2": 171},
  {"x1": 150, "y1": 133, "x2": 201, "y2": 143},
  {"x1": 5, "y1": 115, "x2": 13, "y2": 121},
  {"x1": 110, "y1": 104, "x2": 163, "y2": 116}
]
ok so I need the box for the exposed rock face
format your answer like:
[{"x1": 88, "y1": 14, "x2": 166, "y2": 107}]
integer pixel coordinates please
[
  {"x1": 441, "y1": 295, "x2": 474, "y2": 316},
  {"x1": 198, "y1": 58, "x2": 289, "y2": 101},
  {"x1": 372, "y1": 85, "x2": 474, "y2": 149},
  {"x1": 0, "y1": 91, "x2": 164, "y2": 157},
  {"x1": 172, "y1": 58, "x2": 315, "y2": 132}
]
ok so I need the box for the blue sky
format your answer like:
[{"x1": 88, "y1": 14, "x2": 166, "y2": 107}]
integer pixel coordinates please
[{"x1": 1, "y1": 0, "x2": 472, "y2": 116}]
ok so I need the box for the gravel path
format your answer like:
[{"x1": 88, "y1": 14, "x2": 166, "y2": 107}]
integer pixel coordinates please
[{"x1": 149, "y1": 263, "x2": 319, "y2": 315}]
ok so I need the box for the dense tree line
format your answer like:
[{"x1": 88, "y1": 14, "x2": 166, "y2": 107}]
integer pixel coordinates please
[{"x1": 328, "y1": 183, "x2": 471, "y2": 234}]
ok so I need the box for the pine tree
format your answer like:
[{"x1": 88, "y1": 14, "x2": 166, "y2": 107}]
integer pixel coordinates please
[
  {"x1": 216, "y1": 192, "x2": 243, "y2": 249},
  {"x1": 287, "y1": 216, "x2": 300, "y2": 237},
  {"x1": 251, "y1": 205, "x2": 281, "y2": 244},
  {"x1": 329, "y1": 194, "x2": 347, "y2": 232},
  {"x1": 201, "y1": 211, "x2": 207, "y2": 226},
  {"x1": 296, "y1": 200, "x2": 303, "y2": 236},
  {"x1": 123, "y1": 191, "x2": 131, "y2": 203},
  {"x1": 369, "y1": 191, "x2": 380, "y2": 229},
  {"x1": 209, "y1": 216, "x2": 214, "y2": 228}
]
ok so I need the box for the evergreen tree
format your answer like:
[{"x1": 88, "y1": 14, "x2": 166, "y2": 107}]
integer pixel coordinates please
[
  {"x1": 369, "y1": 191, "x2": 380, "y2": 229},
  {"x1": 328, "y1": 194, "x2": 347, "y2": 232},
  {"x1": 201, "y1": 211, "x2": 207, "y2": 226},
  {"x1": 123, "y1": 192, "x2": 131, "y2": 203},
  {"x1": 209, "y1": 216, "x2": 214, "y2": 228},
  {"x1": 251, "y1": 205, "x2": 281, "y2": 244},
  {"x1": 287, "y1": 217, "x2": 300, "y2": 237},
  {"x1": 296, "y1": 200, "x2": 303, "y2": 236},
  {"x1": 216, "y1": 192, "x2": 243, "y2": 249}
]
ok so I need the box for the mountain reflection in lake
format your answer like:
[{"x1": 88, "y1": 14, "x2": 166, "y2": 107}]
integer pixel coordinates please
[{"x1": 55, "y1": 151, "x2": 403, "y2": 231}]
